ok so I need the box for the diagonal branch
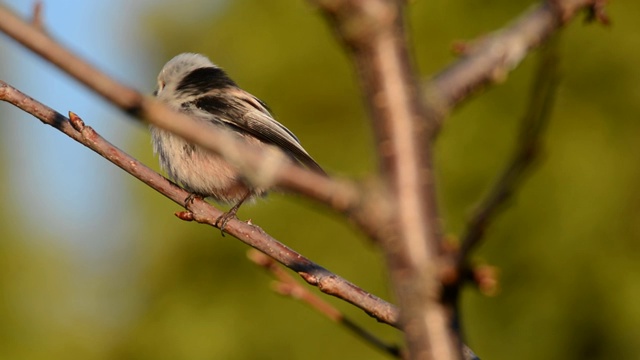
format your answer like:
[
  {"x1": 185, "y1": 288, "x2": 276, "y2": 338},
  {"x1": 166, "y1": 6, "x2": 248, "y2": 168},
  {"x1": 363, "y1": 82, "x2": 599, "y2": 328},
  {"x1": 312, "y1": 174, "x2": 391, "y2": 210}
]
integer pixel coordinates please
[
  {"x1": 427, "y1": 0, "x2": 608, "y2": 123},
  {"x1": 0, "y1": 5, "x2": 385, "y2": 237},
  {"x1": 0, "y1": 80, "x2": 400, "y2": 327},
  {"x1": 248, "y1": 250, "x2": 403, "y2": 358},
  {"x1": 456, "y1": 40, "x2": 560, "y2": 269}
]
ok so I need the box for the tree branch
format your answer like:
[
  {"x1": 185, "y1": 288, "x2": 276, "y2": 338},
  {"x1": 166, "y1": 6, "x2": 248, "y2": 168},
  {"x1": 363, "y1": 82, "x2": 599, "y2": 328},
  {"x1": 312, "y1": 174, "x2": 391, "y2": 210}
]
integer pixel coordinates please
[
  {"x1": 0, "y1": 5, "x2": 384, "y2": 237},
  {"x1": 0, "y1": 80, "x2": 400, "y2": 327},
  {"x1": 30, "y1": 1, "x2": 44, "y2": 31},
  {"x1": 443, "y1": 38, "x2": 561, "y2": 294},
  {"x1": 427, "y1": 0, "x2": 608, "y2": 121},
  {"x1": 0, "y1": 1, "x2": 608, "y2": 358},
  {"x1": 314, "y1": 1, "x2": 457, "y2": 358},
  {"x1": 313, "y1": 1, "x2": 603, "y2": 359},
  {"x1": 248, "y1": 250, "x2": 403, "y2": 358}
]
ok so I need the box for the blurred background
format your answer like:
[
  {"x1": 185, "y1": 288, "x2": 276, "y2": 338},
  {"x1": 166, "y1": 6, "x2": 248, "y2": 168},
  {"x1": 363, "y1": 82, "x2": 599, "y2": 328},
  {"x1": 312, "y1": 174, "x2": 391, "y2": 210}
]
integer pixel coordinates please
[{"x1": 0, "y1": 0, "x2": 639, "y2": 359}]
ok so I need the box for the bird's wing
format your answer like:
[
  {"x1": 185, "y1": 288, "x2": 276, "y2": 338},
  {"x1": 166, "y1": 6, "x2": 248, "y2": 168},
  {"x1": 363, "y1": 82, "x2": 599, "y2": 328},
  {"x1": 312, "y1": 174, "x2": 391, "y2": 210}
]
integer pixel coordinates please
[{"x1": 190, "y1": 88, "x2": 326, "y2": 175}]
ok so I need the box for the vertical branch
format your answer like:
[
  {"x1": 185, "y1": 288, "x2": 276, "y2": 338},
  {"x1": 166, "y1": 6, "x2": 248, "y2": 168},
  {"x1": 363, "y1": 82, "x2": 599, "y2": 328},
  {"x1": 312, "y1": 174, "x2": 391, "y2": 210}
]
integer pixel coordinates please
[
  {"x1": 31, "y1": 1, "x2": 44, "y2": 31},
  {"x1": 315, "y1": 1, "x2": 457, "y2": 359}
]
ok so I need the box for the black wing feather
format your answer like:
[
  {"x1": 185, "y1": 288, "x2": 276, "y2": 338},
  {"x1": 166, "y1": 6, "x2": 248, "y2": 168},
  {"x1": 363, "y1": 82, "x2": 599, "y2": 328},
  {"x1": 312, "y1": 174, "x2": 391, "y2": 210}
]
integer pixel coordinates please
[{"x1": 191, "y1": 93, "x2": 325, "y2": 175}]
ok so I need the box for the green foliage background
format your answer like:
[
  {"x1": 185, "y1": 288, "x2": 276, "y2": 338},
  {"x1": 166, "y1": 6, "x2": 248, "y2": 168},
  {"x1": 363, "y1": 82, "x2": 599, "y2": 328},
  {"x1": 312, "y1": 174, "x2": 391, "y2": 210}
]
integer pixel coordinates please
[{"x1": 1, "y1": 0, "x2": 640, "y2": 359}]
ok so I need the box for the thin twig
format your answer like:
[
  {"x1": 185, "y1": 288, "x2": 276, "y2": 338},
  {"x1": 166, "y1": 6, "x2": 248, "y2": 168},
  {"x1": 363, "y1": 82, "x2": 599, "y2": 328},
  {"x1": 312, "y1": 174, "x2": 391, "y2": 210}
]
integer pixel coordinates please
[
  {"x1": 453, "y1": 37, "x2": 562, "y2": 281},
  {"x1": 31, "y1": 1, "x2": 44, "y2": 31},
  {"x1": 428, "y1": 0, "x2": 608, "y2": 124},
  {"x1": 0, "y1": 80, "x2": 400, "y2": 327},
  {"x1": 441, "y1": 38, "x2": 561, "y2": 360},
  {"x1": 248, "y1": 250, "x2": 403, "y2": 358}
]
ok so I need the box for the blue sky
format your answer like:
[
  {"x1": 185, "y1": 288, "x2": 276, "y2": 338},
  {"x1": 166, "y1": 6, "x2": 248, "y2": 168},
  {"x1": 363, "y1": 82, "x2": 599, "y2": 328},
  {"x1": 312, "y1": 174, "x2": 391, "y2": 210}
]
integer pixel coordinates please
[{"x1": 1, "y1": 0, "x2": 163, "y2": 261}]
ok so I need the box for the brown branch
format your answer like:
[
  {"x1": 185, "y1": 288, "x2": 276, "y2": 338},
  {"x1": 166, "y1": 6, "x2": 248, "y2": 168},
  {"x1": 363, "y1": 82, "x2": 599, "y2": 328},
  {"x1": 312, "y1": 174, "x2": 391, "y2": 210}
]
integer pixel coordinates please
[
  {"x1": 31, "y1": 1, "x2": 44, "y2": 31},
  {"x1": 0, "y1": 80, "x2": 400, "y2": 327},
  {"x1": 0, "y1": 5, "x2": 383, "y2": 237},
  {"x1": 314, "y1": 1, "x2": 458, "y2": 359},
  {"x1": 428, "y1": 0, "x2": 608, "y2": 120},
  {"x1": 248, "y1": 250, "x2": 403, "y2": 358},
  {"x1": 439, "y1": 39, "x2": 561, "y2": 360},
  {"x1": 453, "y1": 38, "x2": 561, "y2": 277},
  {"x1": 314, "y1": 1, "x2": 603, "y2": 359},
  {"x1": 0, "y1": 1, "x2": 606, "y2": 359}
]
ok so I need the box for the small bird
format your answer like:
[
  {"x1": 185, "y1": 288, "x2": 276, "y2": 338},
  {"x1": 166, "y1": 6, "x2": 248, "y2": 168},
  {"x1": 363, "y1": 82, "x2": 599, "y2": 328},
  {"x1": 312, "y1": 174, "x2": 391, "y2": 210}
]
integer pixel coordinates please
[{"x1": 151, "y1": 53, "x2": 325, "y2": 230}]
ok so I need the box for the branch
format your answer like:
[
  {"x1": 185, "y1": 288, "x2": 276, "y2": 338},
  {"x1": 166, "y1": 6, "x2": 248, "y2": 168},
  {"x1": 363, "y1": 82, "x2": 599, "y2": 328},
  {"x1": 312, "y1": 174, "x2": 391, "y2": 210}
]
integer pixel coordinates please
[
  {"x1": 0, "y1": 1, "x2": 607, "y2": 359},
  {"x1": 440, "y1": 39, "x2": 561, "y2": 360},
  {"x1": 31, "y1": 1, "x2": 44, "y2": 31},
  {"x1": 315, "y1": 1, "x2": 458, "y2": 358},
  {"x1": 313, "y1": 1, "x2": 603, "y2": 359},
  {"x1": 0, "y1": 5, "x2": 385, "y2": 238},
  {"x1": 457, "y1": 39, "x2": 560, "y2": 268},
  {"x1": 248, "y1": 250, "x2": 403, "y2": 358},
  {"x1": 0, "y1": 80, "x2": 400, "y2": 327},
  {"x1": 427, "y1": 0, "x2": 608, "y2": 119}
]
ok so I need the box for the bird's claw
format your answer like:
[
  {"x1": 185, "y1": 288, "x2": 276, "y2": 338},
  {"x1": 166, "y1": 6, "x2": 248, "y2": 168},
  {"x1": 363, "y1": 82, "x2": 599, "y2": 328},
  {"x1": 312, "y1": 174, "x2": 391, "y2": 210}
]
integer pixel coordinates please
[
  {"x1": 214, "y1": 211, "x2": 237, "y2": 236},
  {"x1": 184, "y1": 193, "x2": 202, "y2": 206}
]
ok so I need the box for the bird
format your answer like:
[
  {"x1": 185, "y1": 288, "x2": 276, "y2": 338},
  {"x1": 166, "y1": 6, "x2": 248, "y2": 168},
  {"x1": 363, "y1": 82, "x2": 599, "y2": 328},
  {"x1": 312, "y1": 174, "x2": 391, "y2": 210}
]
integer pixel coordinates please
[{"x1": 150, "y1": 53, "x2": 325, "y2": 231}]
